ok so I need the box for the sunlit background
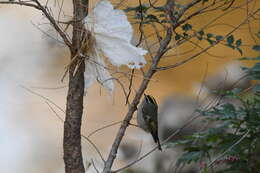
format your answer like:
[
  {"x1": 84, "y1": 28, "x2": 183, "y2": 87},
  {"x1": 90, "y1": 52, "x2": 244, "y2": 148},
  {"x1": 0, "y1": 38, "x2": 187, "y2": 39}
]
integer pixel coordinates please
[{"x1": 0, "y1": 0, "x2": 259, "y2": 172}]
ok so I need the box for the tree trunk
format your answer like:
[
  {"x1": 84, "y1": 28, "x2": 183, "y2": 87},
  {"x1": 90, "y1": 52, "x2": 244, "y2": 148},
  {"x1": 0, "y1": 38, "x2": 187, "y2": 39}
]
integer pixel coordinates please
[
  {"x1": 63, "y1": 1, "x2": 88, "y2": 173},
  {"x1": 63, "y1": 61, "x2": 85, "y2": 173}
]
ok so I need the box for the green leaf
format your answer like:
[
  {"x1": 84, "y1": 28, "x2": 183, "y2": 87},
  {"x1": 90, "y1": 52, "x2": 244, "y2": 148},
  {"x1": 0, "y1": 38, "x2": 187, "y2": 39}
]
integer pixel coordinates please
[
  {"x1": 247, "y1": 63, "x2": 260, "y2": 80},
  {"x1": 216, "y1": 35, "x2": 223, "y2": 41},
  {"x1": 145, "y1": 14, "x2": 159, "y2": 22},
  {"x1": 235, "y1": 39, "x2": 242, "y2": 47},
  {"x1": 252, "y1": 45, "x2": 260, "y2": 51},
  {"x1": 253, "y1": 84, "x2": 260, "y2": 92},
  {"x1": 182, "y1": 23, "x2": 192, "y2": 31},
  {"x1": 236, "y1": 47, "x2": 243, "y2": 55},
  {"x1": 177, "y1": 151, "x2": 203, "y2": 166},
  {"x1": 171, "y1": 54, "x2": 260, "y2": 170},
  {"x1": 256, "y1": 31, "x2": 260, "y2": 38},
  {"x1": 239, "y1": 56, "x2": 260, "y2": 61},
  {"x1": 159, "y1": 13, "x2": 166, "y2": 17},
  {"x1": 165, "y1": 139, "x2": 192, "y2": 148},
  {"x1": 175, "y1": 3, "x2": 185, "y2": 9},
  {"x1": 196, "y1": 35, "x2": 203, "y2": 40},
  {"x1": 207, "y1": 39, "x2": 215, "y2": 45},
  {"x1": 207, "y1": 33, "x2": 214, "y2": 38},
  {"x1": 124, "y1": 4, "x2": 149, "y2": 13},
  {"x1": 122, "y1": 169, "x2": 140, "y2": 173},
  {"x1": 175, "y1": 34, "x2": 181, "y2": 40},
  {"x1": 160, "y1": 19, "x2": 168, "y2": 23},
  {"x1": 227, "y1": 35, "x2": 234, "y2": 44},
  {"x1": 124, "y1": 7, "x2": 138, "y2": 12},
  {"x1": 202, "y1": 0, "x2": 209, "y2": 4},
  {"x1": 183, "y1": 32, "x2": 189, "y2": 38},
  {"x1": 210, "y1": 103, "x2": 239, "y2": 120},
  {"x1": 198, "y1": 30, "x2": 204, "y2": 36},
  {"x1": 251, "y1": 63, "x2": 260, "y2": 72},
  {"x1": 153, "y1": 6, "x2": 165, "y2": 12}
]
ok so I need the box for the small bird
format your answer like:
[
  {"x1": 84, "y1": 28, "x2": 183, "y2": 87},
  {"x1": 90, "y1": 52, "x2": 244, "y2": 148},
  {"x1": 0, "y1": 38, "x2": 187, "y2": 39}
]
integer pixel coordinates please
[{"x1": 137, "y1": 94, "x2": 162, "y2": 151}]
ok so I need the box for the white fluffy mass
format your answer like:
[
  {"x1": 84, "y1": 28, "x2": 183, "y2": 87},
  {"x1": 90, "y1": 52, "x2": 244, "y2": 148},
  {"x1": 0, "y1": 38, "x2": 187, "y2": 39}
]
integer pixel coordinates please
[
  {"x1": 85, "y1": 0, "x2": 147, "y2": 68},
  {"x1": 84, "y1": 44, "x2": 115, "y2": 93},
  {"x1": 83, "y1": 0, "x2": 147, "y2": 93}
]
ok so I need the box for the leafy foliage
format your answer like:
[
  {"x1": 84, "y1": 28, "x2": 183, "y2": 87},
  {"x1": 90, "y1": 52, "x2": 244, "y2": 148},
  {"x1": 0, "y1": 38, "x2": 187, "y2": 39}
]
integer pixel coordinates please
[
  {"x1": 124, "y1": 1, "x2": 244, "y2": 55},
  {"x1": 175, "y1": 25, "x2": 243, "y2": 55},
  {"x1": 241, "y1": 45, "x2": 260, "y2": 82},
  {"x1": 252, "y1": 45, "x2": 260, "y2": 51},
  {"x1": 166, "y1": 45, "x2": 260, "y2": 172},
  {"x1": 124, "y1": 3, "x2": 166, "y2": 24}
]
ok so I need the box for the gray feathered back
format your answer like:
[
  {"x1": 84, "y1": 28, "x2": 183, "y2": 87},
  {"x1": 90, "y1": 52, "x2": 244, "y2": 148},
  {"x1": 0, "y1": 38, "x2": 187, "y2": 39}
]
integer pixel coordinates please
[
  {"x1": 137, "y1": 98, "x2": 149, "y2": 131},
  {"x1": 137, "y1": 95, "x2": 158, "y2": 131}
]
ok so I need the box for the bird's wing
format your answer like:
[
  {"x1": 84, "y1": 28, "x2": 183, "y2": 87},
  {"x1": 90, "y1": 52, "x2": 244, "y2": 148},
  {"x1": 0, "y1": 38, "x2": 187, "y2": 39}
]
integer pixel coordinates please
[{"x1": 143, "y1": 114, "x2": 158, "y2": 143}]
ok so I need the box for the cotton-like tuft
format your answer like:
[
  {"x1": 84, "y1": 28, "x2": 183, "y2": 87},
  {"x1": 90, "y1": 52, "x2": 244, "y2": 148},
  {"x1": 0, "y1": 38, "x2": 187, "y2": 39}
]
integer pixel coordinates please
[
  {"x1": 83, "y1": 0, "x2": 147, "y2": 93},
  {"x1": 85, "y1": 0, "x2": 147, "y2": 69}
]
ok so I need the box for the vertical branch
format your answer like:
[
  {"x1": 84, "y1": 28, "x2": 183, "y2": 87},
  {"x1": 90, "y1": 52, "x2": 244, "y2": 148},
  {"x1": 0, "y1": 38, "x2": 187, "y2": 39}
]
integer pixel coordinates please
[
  {"x1": 102, "y1": 1, "x2": 205, "y2": 172},
  {"x1": 102, "y1": 28, "x2": 172, "y2": 173},
  {"x1": 63, "y1": 1, "x2": 88, "y2": 173}
]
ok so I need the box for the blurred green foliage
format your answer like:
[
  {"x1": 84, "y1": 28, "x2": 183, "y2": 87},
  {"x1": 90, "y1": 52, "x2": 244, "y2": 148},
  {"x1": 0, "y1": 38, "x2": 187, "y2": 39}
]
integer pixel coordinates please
[
  {"x1": 166, "y1": 44, "x2": 260, "y2": 172},
  {"x1": 123, "y1": 1, "x2": 259, "y2": 172}
]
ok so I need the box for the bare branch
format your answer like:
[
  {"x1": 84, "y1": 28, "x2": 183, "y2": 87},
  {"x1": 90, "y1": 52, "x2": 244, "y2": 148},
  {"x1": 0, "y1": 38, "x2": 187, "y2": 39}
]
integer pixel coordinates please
[
  {"x1": 102, "y1": 27, "x2": 173, "y2": 173},
  {"x1": 156, "y1": 8, "x2": 260, "y2": 71},
  {"x1": 125, "y1": 69, "x2": 135, "y2": 105},
  {"x1": 207, "y1": 130, "x2": 250, "y2": 169},
  {"x1": 31, "y1": 0, "x2": 72, "y2": 48},
  {"x1": 31, "y1": 21, "x2": 67, "y2": 45},
  {"x1": 43, "y1": 96, "x2": 106, "y2": 165},
  {"x1": 0, "y1": 1, "x2": 41, "y2": 10},
  {"x1": 114, "y1": 88, "x2": 225, "y2": 172},
  {"x1": 87, "y1": 121, "x2": 122, "y2": 138},
  {"x1": 91, "y1": 159, "x2": 101, "y2": 173},
  {"x1": 0, "y1": 0, "x2": 72, "y2": 48},
  {"x1": 45, "y1": 101, "x2": 64, "y2": 122},
  {"x1": 81, "y1": 135, "x2": 105, "y2": 163},
  {"x1": 20, "y1": 85, "x2": 65, "y2": 113}
]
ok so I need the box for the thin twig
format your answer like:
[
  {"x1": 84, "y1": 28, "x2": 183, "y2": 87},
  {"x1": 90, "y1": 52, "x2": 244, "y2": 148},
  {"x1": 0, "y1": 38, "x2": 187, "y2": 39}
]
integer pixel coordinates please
[
  {"x1": 101, "y1": 77, "x2": 128, "y2": 100},
  {"x1": 113, "y1": 113, "x2": 201, "y2": 173},
  {"x1": 195, "y1": 62, "x2": 209, "y2": 103},
  {"x1": 114, "y1": 85, "x2": 227, "y2": 172},
  {"x1": 207, "y1": 130, "x2": 250, "y2": 168},
  {"x1": 87, "y1": 121, "x2": 122, "y2": 138},
  {"x1": 81, "y1": 135, "x2": 106, "y2": 163},
  {"x1": 30, "y1": 85, "x2": 67, "y2": 90},
  {"x1": 45, "y1": 101, "x2": 64, "y2": 122},
  {"x1": 125, "y1": 69, "x2": 135, "y2": 105},
  {"x1": 27, "y1": 85, "x2": 105, "y2": 164},
  {"x1": 32, "y1": 0, "x2": 72, "y2": 48},
  {"x1": 1, "y1": 0, "x2": 72, "y2": 48},
  {"x1": 31, "y1": 21, "x2": 66, "y2": 45},
  {"x1": 0, "y1": 1, "x2": 41, "y2": 10},
  {"x1": 20, "y1": 85, "x2": 65, "y2": 113},
  {"x1": 102, "y1": 27, "x2": 173, "y2": 173},
  {"x1": 136, "y1": 0, "x2": 144, "y2": 47},
  {"x1": 156, "y1": 8, "x2": 260, "y2": 71},
  {"x1": 91, "y1": 159, "x2": 101, "y2": 173}
]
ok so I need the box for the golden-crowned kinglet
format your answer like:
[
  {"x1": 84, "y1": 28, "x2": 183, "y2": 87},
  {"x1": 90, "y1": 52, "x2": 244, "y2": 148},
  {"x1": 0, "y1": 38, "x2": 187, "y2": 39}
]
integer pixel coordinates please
[{"x1": 137, "y1": 94, "x2": 162, "y2": 151}]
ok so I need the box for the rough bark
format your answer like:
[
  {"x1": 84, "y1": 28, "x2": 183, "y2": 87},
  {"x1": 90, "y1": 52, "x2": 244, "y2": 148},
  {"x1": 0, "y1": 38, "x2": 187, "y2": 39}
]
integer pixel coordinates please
[
  {"x1": 63, "y1": 61, "x2": 85, "y2": 173},
  {"x1": 63, "y1": 1, "x2": 88, "y2": 173},
  {"x1": 102, "y1": 28, "x2": 173, "y2": 173}
]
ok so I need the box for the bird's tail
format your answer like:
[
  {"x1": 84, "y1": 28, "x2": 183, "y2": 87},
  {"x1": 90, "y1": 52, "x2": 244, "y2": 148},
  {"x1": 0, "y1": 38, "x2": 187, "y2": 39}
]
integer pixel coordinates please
[{"x1": 151, "y1": 131, "x2": 163, "y2": 151}]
